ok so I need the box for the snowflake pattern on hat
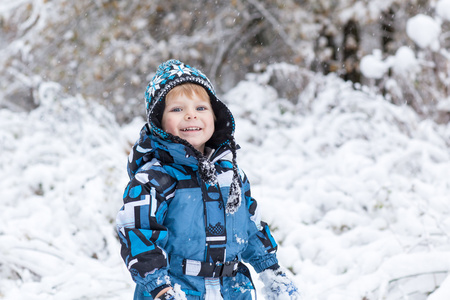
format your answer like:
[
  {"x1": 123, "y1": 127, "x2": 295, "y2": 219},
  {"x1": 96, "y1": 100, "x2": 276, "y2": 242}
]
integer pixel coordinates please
[
  {"x1": 145, "y1": 59, "x2": 212, "y2": 111},
  {"x1": 147, "y1": 74, "x2": 164, "y2": 98}
]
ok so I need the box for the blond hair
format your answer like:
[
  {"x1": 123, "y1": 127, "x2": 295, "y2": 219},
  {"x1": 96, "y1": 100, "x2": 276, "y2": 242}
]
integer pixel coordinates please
[
  {"x1": 166, "y1": 83, "x2": 216, "y2": 120},
  {"x1": 166, "y1": 83, "x2": 209, "y2": 103}
]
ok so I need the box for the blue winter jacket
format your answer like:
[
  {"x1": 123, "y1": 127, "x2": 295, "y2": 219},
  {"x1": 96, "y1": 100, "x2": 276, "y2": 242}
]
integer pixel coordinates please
[{"x1": 116, "y1": 125, "x2": 279, "y2": 299}]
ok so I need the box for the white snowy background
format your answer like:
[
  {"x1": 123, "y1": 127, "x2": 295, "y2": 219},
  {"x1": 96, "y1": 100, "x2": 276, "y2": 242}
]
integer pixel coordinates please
[{"x1": 1, "y1": 2, "x2": 450, "y2": 300}]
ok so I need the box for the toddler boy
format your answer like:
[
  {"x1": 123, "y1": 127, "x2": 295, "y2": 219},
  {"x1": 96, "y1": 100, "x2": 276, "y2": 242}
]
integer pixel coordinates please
[{"x1": 116, "y1": 59, "x2": 299, "y2": 300}]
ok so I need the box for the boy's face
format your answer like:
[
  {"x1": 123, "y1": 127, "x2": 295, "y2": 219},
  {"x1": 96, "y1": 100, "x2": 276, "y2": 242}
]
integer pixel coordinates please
[{"x1": 161, "y1": 91, "x2": 215, "y2": 153}]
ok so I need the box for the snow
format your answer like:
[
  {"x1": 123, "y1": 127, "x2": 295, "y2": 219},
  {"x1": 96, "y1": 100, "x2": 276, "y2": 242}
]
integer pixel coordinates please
[
  {"x1": 361, "y1": 9, "x2": 448, "y2": 81},
  {"x1": 360, "y1": 49, "x2": 389, "y2": 79},
  {"x1": 1, "y1": 69, "x2": 450, "y2": 300},
  {"x1": 436, "y1": 0, "x2": 450, "y2": 22},
  {"x1": 437, "y1": 97, "x2": 450, "y2": 112},
  {"x1": 406, "y1": 14, "x2": 441, "y2": 50},
  {"x1": 392, "y1": 46, "x2": 420, "y2": 77},
  {"x1": 0, "y1": 83, "x2": 134, "y2": 299},
  {"x1": 225, "y1": 70, "x2": 450, "y2": 299},
  {"x1": 259, "y1": 268, "x2": 300, "y2": 299},
  {"x1": 428, "y1": 275, "x2": 450, "y2": 300},
  {"x1": 360, "y1": 45, "x2": 419, "y2": 81}
]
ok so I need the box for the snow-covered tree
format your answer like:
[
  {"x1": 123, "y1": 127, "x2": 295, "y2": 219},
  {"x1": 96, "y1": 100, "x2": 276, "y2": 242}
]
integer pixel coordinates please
[{"x1": 2, "y1": 0, "x2": 446, "y2": 123}]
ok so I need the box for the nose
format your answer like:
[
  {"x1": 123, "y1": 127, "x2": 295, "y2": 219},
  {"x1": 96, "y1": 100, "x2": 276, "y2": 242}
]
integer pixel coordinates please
[{"x1": 185, "y1": 109, "x2": 197, "y2": 120}]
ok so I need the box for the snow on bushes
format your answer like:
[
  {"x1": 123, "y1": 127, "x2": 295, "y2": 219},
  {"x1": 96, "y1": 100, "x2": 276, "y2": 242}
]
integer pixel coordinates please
[{"x1": 1, "y1": 69, "x2": 450, "y2": 299}]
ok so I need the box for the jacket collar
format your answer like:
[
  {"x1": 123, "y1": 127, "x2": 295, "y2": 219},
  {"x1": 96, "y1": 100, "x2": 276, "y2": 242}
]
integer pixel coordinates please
[{"x1": 128, "y1": 124, "x2": 233, "y2": 178}]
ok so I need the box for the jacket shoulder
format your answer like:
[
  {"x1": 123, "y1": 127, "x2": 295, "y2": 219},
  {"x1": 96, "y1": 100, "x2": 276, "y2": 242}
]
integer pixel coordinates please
[{"x1": 129, "y1": 158, "x2": 176, "y2": 192}]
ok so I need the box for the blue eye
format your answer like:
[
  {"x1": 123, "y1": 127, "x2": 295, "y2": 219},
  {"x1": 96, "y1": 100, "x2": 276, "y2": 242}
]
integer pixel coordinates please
[
  {"x1": 170, "y1": 107, "x2": 182, "y2": 112},
  {"x1": 197, "y1": 106, "x2": 206, "y2": 111}
]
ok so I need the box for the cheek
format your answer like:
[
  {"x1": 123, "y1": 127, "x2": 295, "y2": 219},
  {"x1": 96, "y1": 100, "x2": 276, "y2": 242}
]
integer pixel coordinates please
[
  {"x1": 161, "y1": 119, "x2": 167, "y2": 131},
  {"x1": 206, "y1": 117, "x2": 215, "y2": 135},
  {"x1": 161, "y1": 117, "x2": 176, "y2": 133}
]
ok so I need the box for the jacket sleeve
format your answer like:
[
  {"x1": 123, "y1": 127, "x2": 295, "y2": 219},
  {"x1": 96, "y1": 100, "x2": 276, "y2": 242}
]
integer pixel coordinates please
[
  {"x1": 116, "y1": 158, "x2": 176, "y2": 294},
  {"x1": 239, "y1": 170, "x2": 279, "y2": 273}
]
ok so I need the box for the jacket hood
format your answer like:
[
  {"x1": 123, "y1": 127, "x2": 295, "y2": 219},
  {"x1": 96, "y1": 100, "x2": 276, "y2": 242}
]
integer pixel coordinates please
[
  {"x1": 145, "y1": 59, "x2": 235, "y2": 150},
  {"x1": 127, "y1": 124, "x2": 239, "y2": 179}
]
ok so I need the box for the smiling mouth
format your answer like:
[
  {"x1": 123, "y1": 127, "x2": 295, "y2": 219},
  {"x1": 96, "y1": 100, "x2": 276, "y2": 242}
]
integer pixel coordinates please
[{"x1": 181, "y1": 127, "x2": 201, "y2": 132}]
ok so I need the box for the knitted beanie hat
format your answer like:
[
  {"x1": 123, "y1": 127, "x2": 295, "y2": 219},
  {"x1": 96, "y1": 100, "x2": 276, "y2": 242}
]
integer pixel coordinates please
[{"x1": 144, "y1": 59, "x2": 241, "y2": 213}]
